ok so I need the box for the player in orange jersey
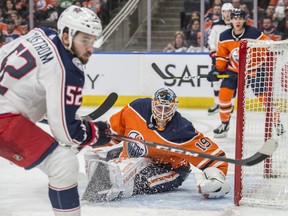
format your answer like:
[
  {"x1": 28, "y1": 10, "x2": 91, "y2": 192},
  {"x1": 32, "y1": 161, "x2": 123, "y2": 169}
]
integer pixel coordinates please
[
  {"x1": 207, "y1": 9, "x2": 264, "y2": 137},
  {"x1": 82, "y1": 88, "x2": 230, "y2": 202},
  {"x1": 207, "y1": 8, "x2": 285, "y2": 138}
]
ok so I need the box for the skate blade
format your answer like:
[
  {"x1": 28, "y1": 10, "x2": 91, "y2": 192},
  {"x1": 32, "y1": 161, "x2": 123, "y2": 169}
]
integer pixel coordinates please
[{"x1": 213, "y1": 132, "x2": 228, "y2": 138}]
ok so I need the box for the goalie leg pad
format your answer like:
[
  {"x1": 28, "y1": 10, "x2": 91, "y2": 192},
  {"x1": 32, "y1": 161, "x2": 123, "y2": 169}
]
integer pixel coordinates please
[
  {"x1": 82, "y1": 157, "x2": 152, "y2": 202},
  {"x1": 81, "y1": 160, "x2": 114, "y2": 202},
  {"x1": 134, "y1": 163, "x2": 190, "y2": 194},
  {"x1": 197, "y1": 167, "x2": 231, "y2": 199}
]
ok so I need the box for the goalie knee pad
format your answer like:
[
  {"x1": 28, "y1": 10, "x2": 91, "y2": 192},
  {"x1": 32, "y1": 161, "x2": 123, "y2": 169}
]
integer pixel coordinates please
[{"x1": 197, "y1": 167, "x2": 231, "y2": 199}]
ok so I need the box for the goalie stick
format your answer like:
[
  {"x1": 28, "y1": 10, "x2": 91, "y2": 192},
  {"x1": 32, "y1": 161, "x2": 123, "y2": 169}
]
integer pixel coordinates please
[
  {"x1": 151, "y1": 62, "x2": 229, "y2": 80},
  {"x1": 109, "y1": 133, "x2": 278, "y2": 166},
  {"x1": 39, "y1": 92, "x2": 118, "y2": 124}
]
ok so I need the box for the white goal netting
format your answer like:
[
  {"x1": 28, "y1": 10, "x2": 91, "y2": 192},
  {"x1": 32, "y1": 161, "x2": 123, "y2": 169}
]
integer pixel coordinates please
[{"x1": 235, "y1": 39, "x2": 288, "y2": 208}]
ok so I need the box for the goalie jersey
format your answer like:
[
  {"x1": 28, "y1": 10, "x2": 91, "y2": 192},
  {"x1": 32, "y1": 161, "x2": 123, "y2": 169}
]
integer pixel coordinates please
[
  {"x1": 0, "y1": 27, "x2": 91, "y2": 146},
  {"x1": 109, "y1": 98, "x2": 228, "y2": 174}
]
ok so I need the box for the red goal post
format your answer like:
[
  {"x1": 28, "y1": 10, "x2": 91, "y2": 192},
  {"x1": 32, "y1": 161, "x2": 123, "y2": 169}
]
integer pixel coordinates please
[{"x1": 235, "y1": 39, "x2": 288, "y2": 208}]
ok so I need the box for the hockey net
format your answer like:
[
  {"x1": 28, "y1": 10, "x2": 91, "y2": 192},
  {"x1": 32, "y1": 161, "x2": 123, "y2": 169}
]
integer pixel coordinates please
[{"x1": 235, "y1": 39, "x2": 288, "y2": 208}]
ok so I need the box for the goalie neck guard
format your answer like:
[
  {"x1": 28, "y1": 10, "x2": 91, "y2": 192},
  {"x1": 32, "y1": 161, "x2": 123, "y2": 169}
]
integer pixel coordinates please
[{"x1": 151, "y1": 88, "x2": 178, "y2": 131}]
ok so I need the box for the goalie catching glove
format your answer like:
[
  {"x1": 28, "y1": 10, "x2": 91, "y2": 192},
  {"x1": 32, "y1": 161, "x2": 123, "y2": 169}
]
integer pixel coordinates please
[
  {"x1": 84, "y1": 121, "x2": 112, "y2": 147},
  {"x1": 194, "y1": 167, "x2": 231, "y2": 199}
]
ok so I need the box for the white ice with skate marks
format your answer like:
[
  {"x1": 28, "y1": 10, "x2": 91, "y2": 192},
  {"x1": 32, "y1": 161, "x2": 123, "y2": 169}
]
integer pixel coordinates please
[{"x1": 0, "y1": 108, "x2": 287, "y2": 216}]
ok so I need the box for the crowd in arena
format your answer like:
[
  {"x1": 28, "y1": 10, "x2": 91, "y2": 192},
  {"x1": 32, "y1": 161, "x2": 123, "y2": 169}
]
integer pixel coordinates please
[
  {"x1": 1, "y1": 0, "x2": 288, "y2": 50},
  {"x1": 163, "y1": 0, "x2": 288, "y2": 52},
  {"x1": 0, "y1": 0, "x2": 127, "y2": 47}
]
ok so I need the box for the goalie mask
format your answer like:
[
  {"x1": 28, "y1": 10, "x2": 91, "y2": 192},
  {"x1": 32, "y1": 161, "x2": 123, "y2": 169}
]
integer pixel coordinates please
[{"x1": 151, "y1": 88, "x2": 178, "y2": 131}]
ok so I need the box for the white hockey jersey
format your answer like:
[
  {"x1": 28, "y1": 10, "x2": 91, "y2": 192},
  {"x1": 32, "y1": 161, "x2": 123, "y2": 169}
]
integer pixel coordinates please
[
  {"x1": 0, "y1": 27, "x2": 90, "y2": 145},
  {"x1": 208, "y1": 19, "x2": 231, "y2": 52}
]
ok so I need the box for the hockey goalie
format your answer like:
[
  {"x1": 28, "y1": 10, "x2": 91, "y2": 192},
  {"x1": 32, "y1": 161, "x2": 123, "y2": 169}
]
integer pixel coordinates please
[{"x1": 82, "y1": 88, "x2": 231, "y2": 202}]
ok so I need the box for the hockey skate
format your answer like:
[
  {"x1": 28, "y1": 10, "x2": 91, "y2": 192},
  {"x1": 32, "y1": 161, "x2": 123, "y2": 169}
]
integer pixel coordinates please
[
  {"x1": 213, "y1": 121, "x2": 229, "y2": 138},
  {"x1": 274, "y1": 122, "x2": 286, "y2": 136},
  {"x1": 208, "y1": 104, "x2": 219, "y2": 115}
]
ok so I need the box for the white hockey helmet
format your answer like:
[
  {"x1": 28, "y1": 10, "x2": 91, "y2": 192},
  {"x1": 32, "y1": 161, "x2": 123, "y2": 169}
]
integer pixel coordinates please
[
  {"x1": 221, "y1": 3, "x2": 234, "y2": 20},
  {"x1": 151, "y1": 88, "x2": 178, "y2": 131},
  {"x1": 57, "y1": 5, "x2": 102, "y2": 47},
  {"x1": 221, "y1": 3, "x2": 234, "y2": 12}
]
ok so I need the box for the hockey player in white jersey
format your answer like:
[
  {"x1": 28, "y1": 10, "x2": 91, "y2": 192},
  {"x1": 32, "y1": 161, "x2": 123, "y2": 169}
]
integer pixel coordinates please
[
  {"x1": 0, "y1": 5, "x2": 111, "y2": 216},
  {"x1": 207, "y1": 3, "x2": 235, "y2": 115}
]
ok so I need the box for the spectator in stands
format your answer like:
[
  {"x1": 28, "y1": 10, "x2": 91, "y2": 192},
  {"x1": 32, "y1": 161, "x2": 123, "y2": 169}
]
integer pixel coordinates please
[
  {"x1": 2, "y1": 18, "x2": 20, "y2": 45},
  {"x1": 205, "y1": 3, "x2": 222, "y2": 23},
  {"x1": 204, "y1": 4, "x2": 222, "y2": 48},
  {"x1": 261, "y1": 16, "x2": 282, "y2": 40},
  {"x1": 44, "y1": 0, "x2": 65, "y2": 22},
  {"x1": 185, "y1": 18, "x2": 200, "y2": 47},
  {"x1": 183, "y1": 11, "x2": 200, "y2": 32},
  {"x1": 3, "y1": 0, "x2": 17, "y2": 19},
  {"x1": 264, "y1": 4, "x2": 278, "y2": 27},
  {"x1": 37, "y1": 0, "x2": 65, "y2": 29},
  {"x1": 231, "y1": 0, "x2": 241, "y2": 9},
  {"x1": 187, "y1": 32, "x2": 208, "y2": 52},
  {"x1": 276, "y1": 6, "x2": 288, "y2": 39},
  {"x1": 15, "y1": 0, "x2": 29, "y2": 20},
  {"x1": 191, "y1": 11, "x2": 200, "y2": 20},
  {"x1": 239, "y1": 3, "x2": 254, "y2": 26},
  {"x1": 34, "y1": 0, "x2": 51, "y2": 24},
  {"x1": 163, "y1": 31, "x2": 187, "y2": 52},
  {"x1": 9, "y1": 10, "x2": 25, "y2": 35},
  {"x1": 205, "y1": 0, "x2": 223, "y2": 18}
]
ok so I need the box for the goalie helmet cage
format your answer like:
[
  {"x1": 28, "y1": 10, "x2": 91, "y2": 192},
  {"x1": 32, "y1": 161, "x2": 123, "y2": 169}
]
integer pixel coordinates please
[{"x1": 234, "y1": 39, "x2": 288, "y2": 208}]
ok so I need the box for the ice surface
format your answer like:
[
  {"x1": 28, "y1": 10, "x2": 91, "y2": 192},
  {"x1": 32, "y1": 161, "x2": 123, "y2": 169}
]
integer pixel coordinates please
[{"x1": 1, "y1": 108, "x2": 288, "y2": 216}]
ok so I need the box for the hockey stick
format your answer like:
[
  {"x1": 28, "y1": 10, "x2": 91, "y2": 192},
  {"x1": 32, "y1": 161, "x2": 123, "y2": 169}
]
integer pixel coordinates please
[
  {"x1": 109, "y1": 133, "x2": 278, "y2": 166},
  {"x1": 151, "y1": 63, "x2": 229, "y2": 80},
  {"x1": 39, "y1": 92, "x2": 118, "y2": 124},
  {"x1": 82, "y1": 92, "x2": 118, "y2": 121}
]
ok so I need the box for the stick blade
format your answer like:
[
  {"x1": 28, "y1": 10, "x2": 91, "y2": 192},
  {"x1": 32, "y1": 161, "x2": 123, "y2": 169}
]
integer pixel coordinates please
[
  {"x1": 258, "y1": 139, "x2": 278, "y2": 156},
  {"x1": 84, "y1": 92, "x2": 118, "y2": 121}
]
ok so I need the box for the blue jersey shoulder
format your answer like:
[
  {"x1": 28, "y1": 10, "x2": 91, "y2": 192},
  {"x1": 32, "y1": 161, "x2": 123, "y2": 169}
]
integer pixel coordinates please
[
  {"x1": 219, "y1": 25, "x2": 263, "y2": 41},
  {"x1": 243, "y1": 25, "x2": 263, "y2": 39}
]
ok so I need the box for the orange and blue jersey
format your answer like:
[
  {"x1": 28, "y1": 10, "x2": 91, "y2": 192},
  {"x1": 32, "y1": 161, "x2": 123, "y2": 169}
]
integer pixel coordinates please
[
  {"x1": 108, "y1": 98, "x2": 228, "y2": 175},
  {"x1": 215, "y1": 25, "x2": 267, "y2": 75}
]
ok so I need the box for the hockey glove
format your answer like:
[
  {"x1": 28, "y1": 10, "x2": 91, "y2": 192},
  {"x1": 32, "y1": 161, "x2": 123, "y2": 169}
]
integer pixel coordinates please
[
  {"x1": 207, "y1": 68, "x2": 222, "y2": 82},
  {"x1": 197, "y1": 167, "x2": 231, "y2": 199},
  {"x1": 86, "y1": 121, "x2": 112, "y2": 147}
]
